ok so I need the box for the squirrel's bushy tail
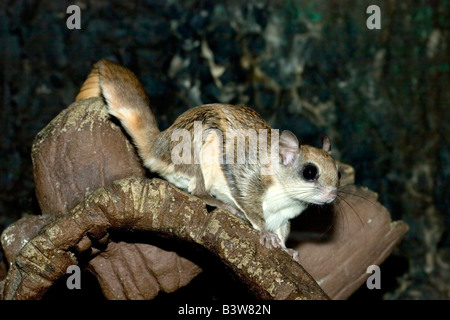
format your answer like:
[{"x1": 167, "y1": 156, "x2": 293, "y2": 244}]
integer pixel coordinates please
[{"x1": 76, "y1": 59, "x2": 160, "y2": 161}]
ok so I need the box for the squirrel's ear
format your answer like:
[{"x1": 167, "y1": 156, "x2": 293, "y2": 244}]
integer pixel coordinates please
[
  {"x1": 322, "y1": 136, "x2": 331, "y2": 154},
  {"x1": 279, "y1": 130, "x2": 300, "y2": 166}
]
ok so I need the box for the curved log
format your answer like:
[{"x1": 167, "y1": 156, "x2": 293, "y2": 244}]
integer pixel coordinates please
[{"x1": 1, "y1": 176, "x2": 328, "y2": 300}]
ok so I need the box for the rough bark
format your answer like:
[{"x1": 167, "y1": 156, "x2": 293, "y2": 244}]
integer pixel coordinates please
[{"x1": 1, "y1": 176, "x2": 330, "y2": 300}]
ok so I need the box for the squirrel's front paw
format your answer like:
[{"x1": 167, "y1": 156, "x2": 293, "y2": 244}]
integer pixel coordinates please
[
  {"x1": 283, "y1": 248, "x2": 301, "y2": 263},
  {"x1": 259, "y1": 231, "x2": 300, "y2": 263},
  {"x1": 259, "y1": 230, "x2": 282, "y2": 249}
]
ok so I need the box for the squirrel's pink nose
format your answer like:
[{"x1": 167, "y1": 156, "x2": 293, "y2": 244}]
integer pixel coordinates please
[{"x1": 325, "y1": 188, "x2": 337, "y2": 203}]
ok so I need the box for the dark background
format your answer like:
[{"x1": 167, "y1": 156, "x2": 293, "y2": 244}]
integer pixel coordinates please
[{"x1": 0, "y1": 0, "x2": 448, "y2": 299}]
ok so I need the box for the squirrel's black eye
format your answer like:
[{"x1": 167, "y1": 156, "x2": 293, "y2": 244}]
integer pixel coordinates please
[
  {"x1": 338, "y1": 171, "x2": 342, "y2": 180},
  {"x1": 302, "y1": 164, "x2": 318, "y2": 181}
]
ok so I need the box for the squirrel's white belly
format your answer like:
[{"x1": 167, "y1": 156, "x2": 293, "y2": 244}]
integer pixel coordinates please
[{"x1": 262, "y1": 184, "x2": 306, "y2": 232}]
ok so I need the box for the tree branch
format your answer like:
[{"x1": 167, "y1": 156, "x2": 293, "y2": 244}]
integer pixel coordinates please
[{"x1": 1, "y1": 177, "x2": 329, "y2": 300}]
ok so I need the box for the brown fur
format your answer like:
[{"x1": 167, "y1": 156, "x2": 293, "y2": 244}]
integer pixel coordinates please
[
  {"x1": 92, "y1": 59, "x2": 339, "y2": 260},
  {"x1": 75, "y1": 64, "x2": 101, "y2": 101}
]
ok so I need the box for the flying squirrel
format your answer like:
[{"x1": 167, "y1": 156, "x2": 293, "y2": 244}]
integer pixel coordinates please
[{"x1": 76, "y1": 59, "x2": 339, "y2": 262}]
